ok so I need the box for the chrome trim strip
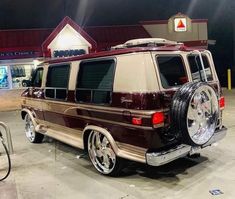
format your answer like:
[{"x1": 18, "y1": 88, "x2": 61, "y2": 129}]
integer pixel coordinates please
[{"x1": 64, "y1": 106, "x2": 151, "y2": 118}]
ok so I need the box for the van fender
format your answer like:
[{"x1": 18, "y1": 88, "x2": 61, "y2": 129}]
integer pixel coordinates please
[
  {"x1": 21, "y1": 108, "x2": 37, "y2": 127},
  {"x1": 82, "y1": 125, "x2": 146, "y2": 163},
  {"x1": 82, "y1": 125, "x2": 119, "y2": 153}
]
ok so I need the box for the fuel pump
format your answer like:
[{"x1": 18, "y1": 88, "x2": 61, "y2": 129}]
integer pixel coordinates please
[{"x1": 0, "y1": 130, "x2": 11, "y2": 181}]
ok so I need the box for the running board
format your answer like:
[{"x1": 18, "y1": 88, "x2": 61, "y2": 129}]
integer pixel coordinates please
[{"x1": 35, "y1": 124, "x2": 84, "y2": 149}]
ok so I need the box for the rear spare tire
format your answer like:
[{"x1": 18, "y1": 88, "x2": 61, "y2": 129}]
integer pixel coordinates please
[{"x1": 171, "y1": 82, "x2": 219, "y2": 146}]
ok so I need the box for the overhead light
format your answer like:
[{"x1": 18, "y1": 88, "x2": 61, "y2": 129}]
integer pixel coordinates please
[{"x1": 33, "y1": 60, "x2": 41, "y2": 68}]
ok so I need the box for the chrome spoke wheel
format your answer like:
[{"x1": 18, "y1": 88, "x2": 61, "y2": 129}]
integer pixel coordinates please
[
  {"x1": 187, "y1": 85, "x2": 219, "y2": 145},
  {"x1": 88, "y1": 131, "x2": 116, "y2": 175},
  {"x1": 25, "y1": 114, "x2": 36, "y2": 142}
]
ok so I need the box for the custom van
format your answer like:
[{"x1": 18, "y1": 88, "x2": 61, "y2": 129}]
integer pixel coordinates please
[{"x1": 21, "y1": 38, "x2": 227, "y2": 176}]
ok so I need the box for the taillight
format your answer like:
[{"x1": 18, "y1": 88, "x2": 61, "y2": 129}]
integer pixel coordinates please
[
  {"x1": 219, "y1": 96, "x2": 225, "y2": 110},
  {"x1": 152, "y1": 112, "x2": 164, "y2": 127},
  {"x1": 132, "y1": 117, "x2": 142, "y2": 125}
]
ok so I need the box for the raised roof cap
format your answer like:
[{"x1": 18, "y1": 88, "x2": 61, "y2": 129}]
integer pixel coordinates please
[{"x1": 111, "y1": 38, "x2": 182, "y2": 49}]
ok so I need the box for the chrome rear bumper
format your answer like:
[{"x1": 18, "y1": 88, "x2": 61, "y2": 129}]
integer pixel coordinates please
[{"x1": 146, "y1": 126, "x2": 227, "y2": 167}]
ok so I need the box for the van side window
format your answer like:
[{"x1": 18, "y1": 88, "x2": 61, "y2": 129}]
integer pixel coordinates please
[
  {"x1": 31, "y1": 68, "x2": 43, "y2": 87},
  {"x1": 76, "y1": 60, "x2": 115, "y2": 104},
  {"x1": 188, "y1": 55, "x2": 213, "y2": 82},
  {"x1": 156, "y1": 55, "x2": 188, "y2": 89},
  {"x1": 45, "y1": 64, "x2": 70, "y2": 100}
]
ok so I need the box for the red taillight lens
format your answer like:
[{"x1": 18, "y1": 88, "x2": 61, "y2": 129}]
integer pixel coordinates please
[
  {"x1": 219, "y1": 96, "x2": 225, "y2": 109},
  {"x1": 132, "y1": 117, "x2": 142, "y2": 125},
  {"x1": 152, "y1": 112, "x2": 164, "y2": 126}
]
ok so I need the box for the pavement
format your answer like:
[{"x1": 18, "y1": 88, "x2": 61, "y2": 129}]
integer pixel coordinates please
[
  {"x1": 0, "y1": 89, "x2": 22, "y2": 111},
  {"x1": 0, "y1": 89, "x2": 234, "y2": 199}
]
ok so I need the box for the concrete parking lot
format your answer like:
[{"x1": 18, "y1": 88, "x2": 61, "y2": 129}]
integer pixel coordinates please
[
  {"x1": 0, "y1": 89, "x2": 22, "y2": 111},
  {"x1": 0, "y1": 89, "x2": 234, "y2": 199}
]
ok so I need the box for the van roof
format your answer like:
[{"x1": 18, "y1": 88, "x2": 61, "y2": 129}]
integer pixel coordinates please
[{"x1": 42, "y1": 45, "x2": 204, "y2": 65}]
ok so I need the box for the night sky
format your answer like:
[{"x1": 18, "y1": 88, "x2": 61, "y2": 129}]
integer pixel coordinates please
[
  {"x1": 0, "y1": 0, "x2": 233, "y2": 28},
  {"x1": 0, "y1": 0, "x2": 234, "y2": 85}
]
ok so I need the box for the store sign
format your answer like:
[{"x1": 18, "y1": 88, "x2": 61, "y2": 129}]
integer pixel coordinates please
[
  {"x1": 0, "y1": 51, "x2": 37, "y2": 58},
  {"x1": 54, "y1": 49, "x2": 86, "y2": 58},
  {"x1": 174, "y1": 18, "x2": 187, "y2": 32}
]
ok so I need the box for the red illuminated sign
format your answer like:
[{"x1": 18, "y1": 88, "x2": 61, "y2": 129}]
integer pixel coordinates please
[{"x1": 174, "y1": 18, "x2": 187, "y2": 32}]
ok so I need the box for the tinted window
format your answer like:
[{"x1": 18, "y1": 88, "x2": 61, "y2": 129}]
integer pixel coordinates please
[
  {"x1": 188, "y1": 55, "x2": 213, "y2": 82},
  {"x1": 157, "y1": 56, "x2": 187, "y2": 88},
  {"x1": 76, "y1": 60, "x2": 115, "y2": 104},
  {"x1": 45, "y1": 64, "x2": 70, "y2": 100},
  {"x1": 31, "y1": 68, "x2": 43, "y2": 87}
]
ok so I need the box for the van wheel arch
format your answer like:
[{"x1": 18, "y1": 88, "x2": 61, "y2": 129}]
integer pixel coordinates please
[
  {"x1": 24, "y1": 113, "x2": 44, "y2": 143},
  {"x1": 21, "y1": 111, "x2": 27, "y2": 120},
  {"x1": 83, "y1": 129, "x2": 92, "y2": 152},
  {"x1": 83, "y1": 125, "x2": 125, "y2": 176},
  {"x1": 82, "y1": 125, "x2": 119, "y2": 154}
]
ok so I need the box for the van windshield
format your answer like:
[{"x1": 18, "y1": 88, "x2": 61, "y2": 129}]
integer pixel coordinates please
[{"x1": 187, "y1": 55, "x2": 213, "y2": 82}]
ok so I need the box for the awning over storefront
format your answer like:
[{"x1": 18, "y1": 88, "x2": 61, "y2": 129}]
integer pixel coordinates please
[{"x1": 0, "y1": 29, "x2": 52, "y2": 60}]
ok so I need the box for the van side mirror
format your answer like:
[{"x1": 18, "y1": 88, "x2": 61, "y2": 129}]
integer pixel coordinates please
[{"x1": 22, "y1": 79, "x2": 32, "y2": 87}]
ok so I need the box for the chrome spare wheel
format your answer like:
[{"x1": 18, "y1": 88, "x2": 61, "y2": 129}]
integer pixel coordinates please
[
  {"x1": 88, "y1": 131, "x2": 117, "y2": 175},
  {"x1": 171, "y1": 82, "x2": 220, "y2": 146},
  {"x1": 187, "y1": 85, "x2": 219, "y2": 145},
  {"x1": 25, "y1": 114, "x2": 36, "y2": 142}
]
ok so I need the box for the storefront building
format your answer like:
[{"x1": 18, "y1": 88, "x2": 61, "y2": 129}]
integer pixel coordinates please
[
  {"x1": 0, "y1": 29, "x2": 51, "y2": 89},
  {"x1": 0, "y1": 13, "x2": 208, "y2": 90}
]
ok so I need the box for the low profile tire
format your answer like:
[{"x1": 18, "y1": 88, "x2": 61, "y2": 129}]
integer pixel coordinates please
[
  {"x1": 88, "y1": 130, "x2": 124, "y2": 176},
  {"x1": 171, "y1": 82, "x2": 219, "y2": 146},
  {"x1": 25, "y1": 114, "x2": 44, "y2": 143}
]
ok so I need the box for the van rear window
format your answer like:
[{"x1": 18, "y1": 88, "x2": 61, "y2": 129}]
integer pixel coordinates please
[
  {"x1": 76, "y1": 60, "x2": 115, "y2": 104},
  {"x1": 188, "y1": 55, "x2": 213, "y2": 82},
  {"x1": 156, "y1": 55, "x2": 188, "y2": 89}
]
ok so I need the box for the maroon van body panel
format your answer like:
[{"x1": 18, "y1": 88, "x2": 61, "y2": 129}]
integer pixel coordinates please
[
  {"x1": 22, "y1": 88, "x2": 44, "y2": 120},
  {"x1": 21, "y1": 76, "x2": 220, "y2": 149},
  {"x1": 22, "y1": 87, "x2": 181, "y2": 149}
]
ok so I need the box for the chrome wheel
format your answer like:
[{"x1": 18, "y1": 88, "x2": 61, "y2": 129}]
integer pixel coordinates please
[
  {"x1": 88, "y1": 131, "x2": 116, "y2": 175},
  {"x1": 25, "y1": 114, "x2": 36, "y2": 142},
  {"x1": 187, "y1": 85, "x2": 219, "y2": 145}
]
